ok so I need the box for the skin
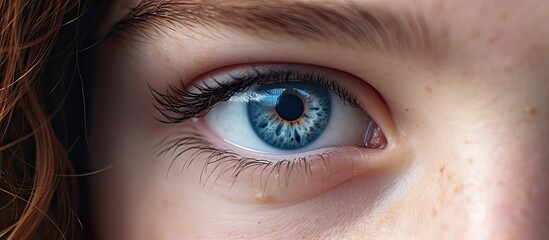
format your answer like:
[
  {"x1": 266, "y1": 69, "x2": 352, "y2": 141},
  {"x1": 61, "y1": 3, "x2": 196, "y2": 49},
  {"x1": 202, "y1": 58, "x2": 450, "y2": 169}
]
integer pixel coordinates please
[{"x1": 90, "y1": 0, "x2": 549, "y2": 239}]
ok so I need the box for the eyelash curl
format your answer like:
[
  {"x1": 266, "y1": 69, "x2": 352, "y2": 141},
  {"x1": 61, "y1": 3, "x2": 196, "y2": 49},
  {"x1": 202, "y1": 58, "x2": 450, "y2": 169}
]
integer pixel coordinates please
[
  {"x1": 150, "y1": 66, "x2": 361, "y2": 123},
  {"x1": 150, "y1": 65, "x2": 369, "y2": 193}
]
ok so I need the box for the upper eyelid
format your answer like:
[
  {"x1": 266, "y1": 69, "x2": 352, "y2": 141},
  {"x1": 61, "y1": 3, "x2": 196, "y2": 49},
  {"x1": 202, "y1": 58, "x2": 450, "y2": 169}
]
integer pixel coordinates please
[{"x1": 149, "y1": 64, "x2": 362, "y2": 123}]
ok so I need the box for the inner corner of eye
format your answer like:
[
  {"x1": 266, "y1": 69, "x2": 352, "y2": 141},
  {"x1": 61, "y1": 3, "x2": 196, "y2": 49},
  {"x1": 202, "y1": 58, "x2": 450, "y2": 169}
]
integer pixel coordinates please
[{"x1": 361, "y1": 120, "x2": 387, "y2": 149}]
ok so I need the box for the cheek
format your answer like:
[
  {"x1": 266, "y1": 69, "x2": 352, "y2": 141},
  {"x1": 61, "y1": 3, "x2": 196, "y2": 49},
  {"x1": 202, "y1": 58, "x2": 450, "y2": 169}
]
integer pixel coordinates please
[{"x1": 397, "y1": 86, "x2": 549, "y2": 238}]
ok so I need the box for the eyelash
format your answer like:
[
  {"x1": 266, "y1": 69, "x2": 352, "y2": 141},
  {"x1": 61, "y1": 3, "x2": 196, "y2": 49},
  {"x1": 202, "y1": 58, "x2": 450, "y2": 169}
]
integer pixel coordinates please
[
  {"x1": 150, "y1": 66, "x2": 361, "y2": 123},
  {"x1": 151, "y1": 65, "x2": 368, "y2": 191},
  {"x1": 155, "y1": 130, "x2": 354, "y2": 192}
]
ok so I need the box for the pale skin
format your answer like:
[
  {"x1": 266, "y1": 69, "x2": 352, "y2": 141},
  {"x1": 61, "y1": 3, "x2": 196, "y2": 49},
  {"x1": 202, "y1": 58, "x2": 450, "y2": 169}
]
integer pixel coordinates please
[{"x1": 89, "y1": 0, "x2": 549, "y2": 239}]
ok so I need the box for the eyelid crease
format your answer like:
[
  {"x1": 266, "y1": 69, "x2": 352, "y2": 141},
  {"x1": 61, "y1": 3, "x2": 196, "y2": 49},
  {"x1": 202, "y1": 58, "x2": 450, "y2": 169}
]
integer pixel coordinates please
[
  {"x1": 107, "y1": 0, "x2": 443, "y2": 56},
  {"x1": 150, "y1": 64, "x2": 360, "y2": 123}
]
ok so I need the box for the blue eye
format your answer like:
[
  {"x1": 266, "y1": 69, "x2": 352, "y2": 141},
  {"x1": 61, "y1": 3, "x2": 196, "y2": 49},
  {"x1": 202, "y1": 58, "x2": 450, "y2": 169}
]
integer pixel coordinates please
[
  {"x1": 203, "y1": 65, "x2": 377, "y2": 154},
  {"x1": 248, "y1": 82, "x2": 331, "y2": 150}
]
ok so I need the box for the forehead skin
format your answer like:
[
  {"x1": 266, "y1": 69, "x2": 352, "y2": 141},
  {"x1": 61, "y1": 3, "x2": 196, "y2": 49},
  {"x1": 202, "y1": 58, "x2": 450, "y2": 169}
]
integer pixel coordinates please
[
  {"x1": 94, "y1": 0, "x2": 549, "y2": 239},
  {"x1": 100, "y1": 0, "x2": 549, "y2": 88}
]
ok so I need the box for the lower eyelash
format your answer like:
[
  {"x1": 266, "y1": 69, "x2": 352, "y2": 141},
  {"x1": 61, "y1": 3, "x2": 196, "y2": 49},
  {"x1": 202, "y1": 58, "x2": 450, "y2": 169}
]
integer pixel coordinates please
[{"x1": 153, "y1": 130, "x2": 352, "y2": 192}]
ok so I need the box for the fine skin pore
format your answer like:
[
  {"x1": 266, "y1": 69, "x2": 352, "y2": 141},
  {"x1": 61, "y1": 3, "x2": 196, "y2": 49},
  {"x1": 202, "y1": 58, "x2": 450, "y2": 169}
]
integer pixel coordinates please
[{"x1": 90, "y1": 0, "x2": 549, "y2": 239}]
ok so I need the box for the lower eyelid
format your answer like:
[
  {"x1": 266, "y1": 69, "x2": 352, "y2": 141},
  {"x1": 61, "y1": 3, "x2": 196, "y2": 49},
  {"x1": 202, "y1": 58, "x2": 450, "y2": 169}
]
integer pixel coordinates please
[{"x1": 155, "y1": 124, "x2": 394, "y2": 206}]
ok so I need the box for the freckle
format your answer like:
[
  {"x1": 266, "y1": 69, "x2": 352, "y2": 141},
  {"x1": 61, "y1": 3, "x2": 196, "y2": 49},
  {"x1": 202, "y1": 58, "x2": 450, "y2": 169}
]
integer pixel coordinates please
[
  {"x1": 498, "y1": 13, "x2": 508, "y2": 21},
  {"x1": 439, "y1": 166, "x2": 445, "y2": 173},
  {"x1": 454, "y1": 184, "x2": 463, "y2": 193},
  {"x1": 468, "y1": 158, "x2": 473, "y2": 164},
  {"x1": 162, "y1": 199, "x2": 171, "y2": 207},
  {"x1": 526, "y1": 107, "x2": 537, "y2": 116},
  {"x1": 469, "y1": 29, "x2": 480, "y2": 39},
  {"x1": 487, "y1": 36, "x2": 497, "y2": 45},
  {"x1": 431, "y1": 1, "x2": 446, "y2": 17},
  {"x1": 464, "y1": 139, "x2": 471, "y2": 144},
  {"x1": 439, "y1": 28, "x2": 449, "y2": 39},
  {"x1": 254, "y1": 192, "x2": 273, "y2": 203},
  {"x1": 432, "y1": 208, "x2": 437, "y2": 217},
  {"x1": 460, "y1": 71, "x2": 471, "y2": 77}
]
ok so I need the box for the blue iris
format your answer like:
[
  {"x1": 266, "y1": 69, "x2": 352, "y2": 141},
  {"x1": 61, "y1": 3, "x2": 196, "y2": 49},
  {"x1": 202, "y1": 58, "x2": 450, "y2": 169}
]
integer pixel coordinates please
[{"x1": 247, "y1": 82, "x2": 331, "y2": 150}]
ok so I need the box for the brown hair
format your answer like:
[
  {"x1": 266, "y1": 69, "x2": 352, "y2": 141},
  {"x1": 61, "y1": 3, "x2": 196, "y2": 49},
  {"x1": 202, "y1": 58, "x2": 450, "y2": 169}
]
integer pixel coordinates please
[{"x1": 1, "y1": 0, "x2": 82, "y2": 239}]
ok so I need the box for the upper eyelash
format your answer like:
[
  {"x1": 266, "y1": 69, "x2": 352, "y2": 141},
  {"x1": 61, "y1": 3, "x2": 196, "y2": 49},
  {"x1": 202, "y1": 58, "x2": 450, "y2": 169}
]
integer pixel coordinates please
[
  {"x1": 154, "y1": 131, "x2": 349, "y2": 192},
  {"x1": 150, "y1": 66, "x2": 361, "y2": 123}
]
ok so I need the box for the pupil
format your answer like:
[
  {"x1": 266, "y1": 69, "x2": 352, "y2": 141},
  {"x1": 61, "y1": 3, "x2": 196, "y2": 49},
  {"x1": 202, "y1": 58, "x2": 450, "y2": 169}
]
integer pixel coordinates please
[
  {"x1": 247, "y1": 82, "x2": 331, "y2": 150},
  {"x1": 275, "y1": 92, "x2": 304, "y2": 121}
]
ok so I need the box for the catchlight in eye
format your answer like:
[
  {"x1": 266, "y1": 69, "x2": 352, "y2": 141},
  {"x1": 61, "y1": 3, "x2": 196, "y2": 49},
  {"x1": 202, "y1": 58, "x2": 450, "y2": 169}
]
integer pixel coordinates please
[
  {"x1": 202, "y1": 65, "x2": 384, "y2": 154},
  {"x1": 152, "y1": 63, "x2": 391, "y2": 202},
  {"x1": 248, "y1": 82, "x2": 331, "y2": 150}
]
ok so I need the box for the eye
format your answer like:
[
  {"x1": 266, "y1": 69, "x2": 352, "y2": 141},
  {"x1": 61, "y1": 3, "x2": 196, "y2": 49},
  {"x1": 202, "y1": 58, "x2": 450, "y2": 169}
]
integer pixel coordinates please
[
  {"x1": 151, "y1": 63, "x2": 389, "y2": 203},
  {"x1": 205, "y1": 70, "x2": 381, "y2": 154}
]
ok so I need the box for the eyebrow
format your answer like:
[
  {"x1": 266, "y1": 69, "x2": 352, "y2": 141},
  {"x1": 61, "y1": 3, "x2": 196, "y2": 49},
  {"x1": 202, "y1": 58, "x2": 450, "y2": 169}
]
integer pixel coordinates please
[{"x1": 107, "y1": 0, "x2": 441, "y2": 54}]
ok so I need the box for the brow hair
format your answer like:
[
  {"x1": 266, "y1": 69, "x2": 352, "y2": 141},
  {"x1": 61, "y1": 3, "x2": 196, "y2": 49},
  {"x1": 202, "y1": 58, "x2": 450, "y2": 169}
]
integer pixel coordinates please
[{"x1": 107, "y1": 0, "x2": 441, "y2": 54}]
